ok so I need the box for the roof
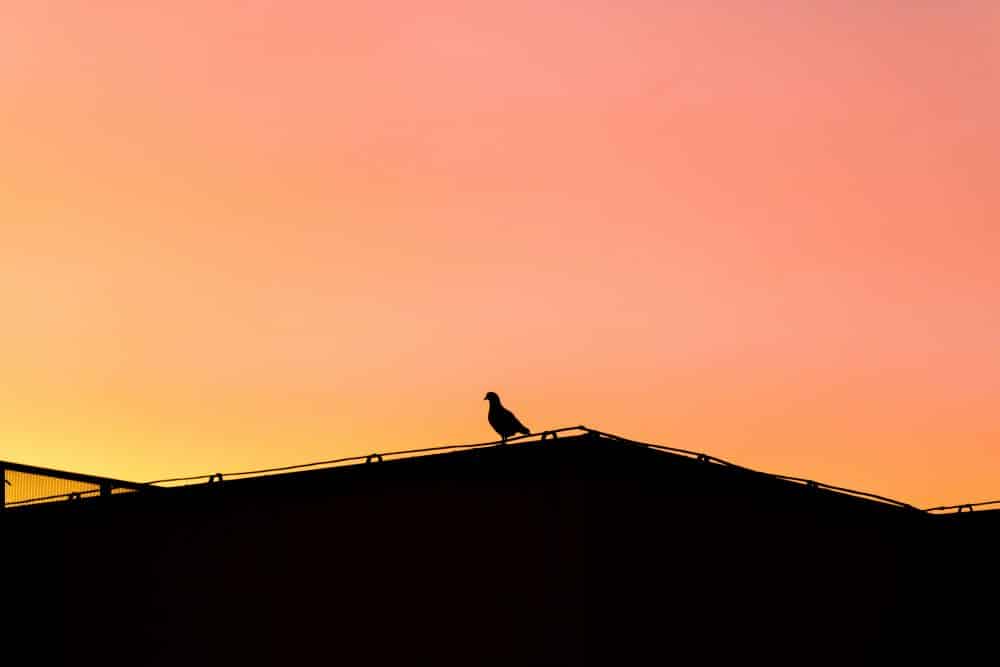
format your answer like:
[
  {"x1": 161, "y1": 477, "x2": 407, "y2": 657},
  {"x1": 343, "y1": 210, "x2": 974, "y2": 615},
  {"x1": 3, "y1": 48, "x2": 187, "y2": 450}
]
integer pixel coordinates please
[
  {"x1": 3, "y1": 427, "x2": 996, "y2": 516},
  {"x1": 0, "y1": 426, "x2": 938, "y2": 514}
]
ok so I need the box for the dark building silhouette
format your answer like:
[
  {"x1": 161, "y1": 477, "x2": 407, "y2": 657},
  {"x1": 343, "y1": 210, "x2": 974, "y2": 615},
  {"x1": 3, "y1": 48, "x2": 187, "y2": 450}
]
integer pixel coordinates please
[{"x1": 1, "y1": 428, "x2": 996, "y2": 666}]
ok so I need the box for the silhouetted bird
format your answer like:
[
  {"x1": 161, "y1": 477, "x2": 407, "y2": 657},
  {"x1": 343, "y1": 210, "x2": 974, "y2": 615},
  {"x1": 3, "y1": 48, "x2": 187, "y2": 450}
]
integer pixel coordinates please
[{"x1": 484, "y1": 392, "x2": 530, "y2": 443}]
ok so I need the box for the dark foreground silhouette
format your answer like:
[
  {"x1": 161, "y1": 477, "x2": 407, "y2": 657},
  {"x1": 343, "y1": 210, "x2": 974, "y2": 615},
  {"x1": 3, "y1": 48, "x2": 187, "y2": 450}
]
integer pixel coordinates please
[
  {"x1": 2, "y1": 430, "x2": 996, "y2": 666},
  {"x1": 484, "y1": 391, "x2": 530, "y2": 442}
]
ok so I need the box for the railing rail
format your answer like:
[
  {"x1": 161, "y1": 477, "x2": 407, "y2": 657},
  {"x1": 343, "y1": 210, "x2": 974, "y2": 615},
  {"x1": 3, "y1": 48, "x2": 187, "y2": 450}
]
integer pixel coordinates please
[
  {"x1": 3, "y1": 427, "x2": 994, "y2": 515},
  {"x1": 144, "y1": 426, "x2": 587, "y2": 486},
  {"x1": 144, "y1": 425, "x2": 924, "y2": 512},
  {"x1": 923, "y1": 500, "x2": 1000, "y2": 514}
]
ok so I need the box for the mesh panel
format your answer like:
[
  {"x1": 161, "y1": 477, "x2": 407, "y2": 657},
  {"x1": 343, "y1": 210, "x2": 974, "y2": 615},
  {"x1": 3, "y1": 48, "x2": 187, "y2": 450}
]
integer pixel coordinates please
[{"x1": 3, "y1": 469, "x2": 101, "y2": 507}]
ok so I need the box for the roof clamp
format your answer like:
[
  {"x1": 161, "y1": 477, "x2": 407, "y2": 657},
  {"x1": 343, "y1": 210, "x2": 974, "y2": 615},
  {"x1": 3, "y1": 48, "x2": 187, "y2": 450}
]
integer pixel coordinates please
[
  {"x1": 208, "y1": 472, "x2": 224, "y2": 484},
  {"x1": 365, "y1": 453, "x2": 383, "y2": 464},
  {"x1": 540, "y1": 431, "x2": 558, "y2": 442},
  {"x1": 696, "y1": 454, "x2": 711, "y2": 463}
]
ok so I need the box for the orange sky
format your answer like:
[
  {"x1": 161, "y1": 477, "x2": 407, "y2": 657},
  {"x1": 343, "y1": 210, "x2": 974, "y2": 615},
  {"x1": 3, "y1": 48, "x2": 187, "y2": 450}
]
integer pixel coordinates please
[{"x1": 2, "y1": 2, "x2": 998, "y2": 507}]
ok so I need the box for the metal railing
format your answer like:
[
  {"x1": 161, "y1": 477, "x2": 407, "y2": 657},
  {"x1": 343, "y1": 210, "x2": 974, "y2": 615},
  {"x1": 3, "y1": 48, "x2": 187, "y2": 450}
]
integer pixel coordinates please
[
  {"x1": 144, "y1": 426, "x2": 585, "y2": 486},
  {"x1": 1, "y1": 461, "x2": 150, "y2": 511},
  {"x1": 923, "y1": 500, "x2": 1000, "y2": 514},
  {"x1": 3, "y1": 427, "x2": 995, "y2": 515},
  {"x1": 143, "y1": 425, "x2": 924, "y2": 512}
]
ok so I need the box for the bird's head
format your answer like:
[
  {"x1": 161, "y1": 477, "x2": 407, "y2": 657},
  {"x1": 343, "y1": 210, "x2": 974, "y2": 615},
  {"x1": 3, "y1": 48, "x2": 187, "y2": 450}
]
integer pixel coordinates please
[{"x1": 484, "y1": 391, "x2": 499, "y2": 402}]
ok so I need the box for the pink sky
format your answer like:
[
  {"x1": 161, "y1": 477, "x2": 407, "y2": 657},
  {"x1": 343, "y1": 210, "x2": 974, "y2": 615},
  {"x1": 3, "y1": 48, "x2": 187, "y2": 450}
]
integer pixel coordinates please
[{"x1": 2, "y1": 1, "x2": 998, "y2": 506}]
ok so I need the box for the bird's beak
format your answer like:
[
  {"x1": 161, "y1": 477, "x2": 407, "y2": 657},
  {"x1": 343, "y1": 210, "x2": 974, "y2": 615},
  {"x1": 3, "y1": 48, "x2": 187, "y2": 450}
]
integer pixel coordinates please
[{"x1": 483, "y1": 394, "x2": 488, "y2": 400}]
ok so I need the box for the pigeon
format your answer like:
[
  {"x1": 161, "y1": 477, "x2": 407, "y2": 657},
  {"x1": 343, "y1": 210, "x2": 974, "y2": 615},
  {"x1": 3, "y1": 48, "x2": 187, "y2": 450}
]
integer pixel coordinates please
[{"x1": 484, "y1": 392, "x2": 530, "y2": 443}]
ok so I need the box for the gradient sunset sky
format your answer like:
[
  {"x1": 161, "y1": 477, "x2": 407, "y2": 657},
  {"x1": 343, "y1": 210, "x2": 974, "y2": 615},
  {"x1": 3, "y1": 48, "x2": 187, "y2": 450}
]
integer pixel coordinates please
[{"x1": 2, "y1": 2, "x2": 997, "y2": 506}]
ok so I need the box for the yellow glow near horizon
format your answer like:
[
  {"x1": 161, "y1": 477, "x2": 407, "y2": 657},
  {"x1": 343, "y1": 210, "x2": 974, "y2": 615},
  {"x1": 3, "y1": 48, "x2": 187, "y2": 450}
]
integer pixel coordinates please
[{"x1": 2, "y1": 1, "x2": 998, "y2": 508}]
